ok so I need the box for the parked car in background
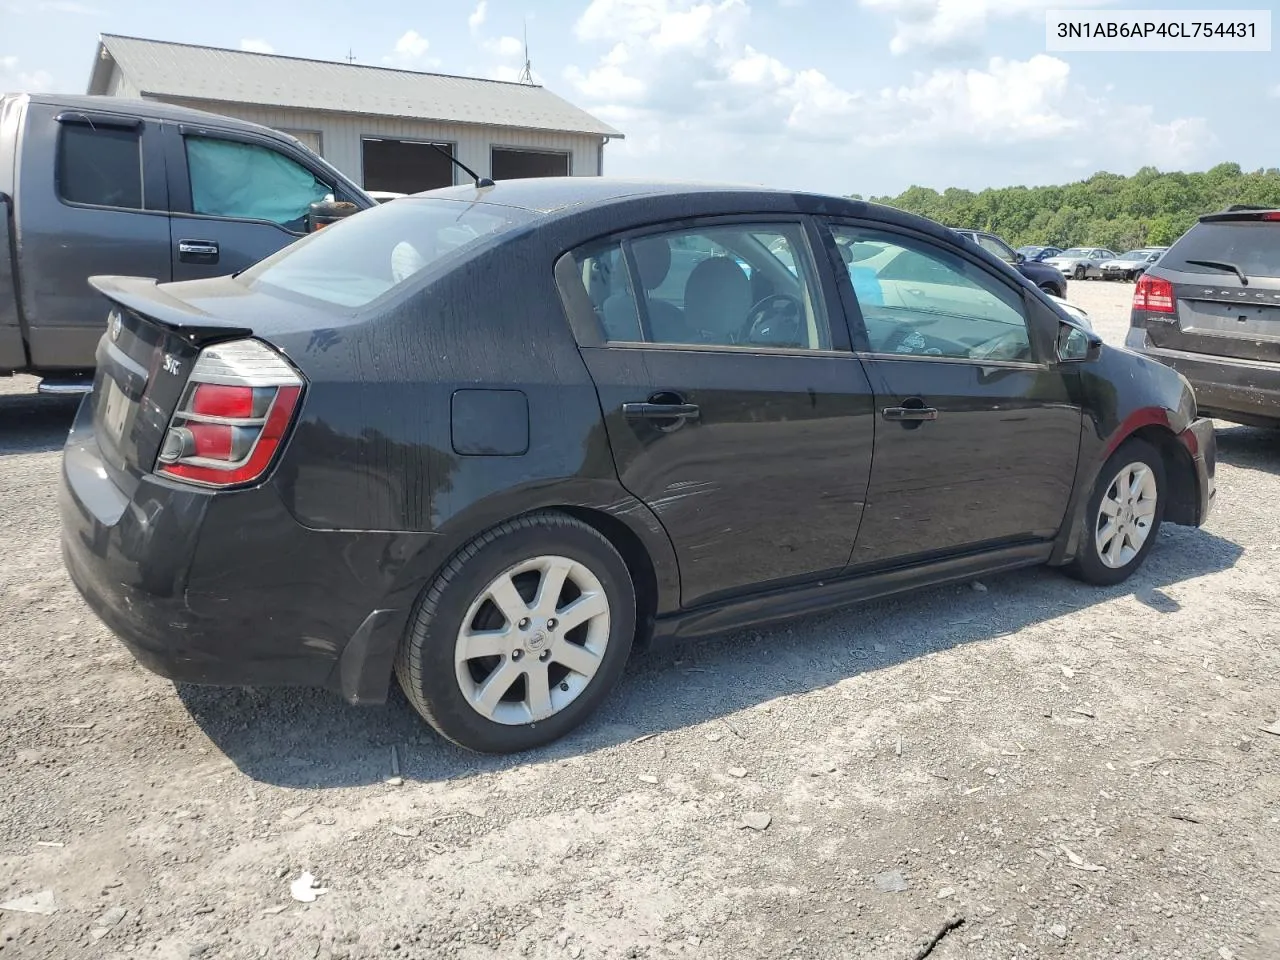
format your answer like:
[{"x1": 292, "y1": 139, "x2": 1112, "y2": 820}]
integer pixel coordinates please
[
  {"x1": 1100, "y1": 248, "x2": 1167, "y2": 281},
  {"x1": 0, "y1": 93, "x2": 373, "y2": 392},
  {"x1": 1127, "y1": 206, "x2": 1280, "y2": 428},
  {"x1": 1044, "y1": 247, "x2": 1119, "y2": 280},
  {"x1": 62, "y1": 179, "x2": 1215, "y2": 754},
  {"x1": 1017, "y1": 245, "x2": 1063, "y2": 262},
  {"x1": 951, "y1": 228, "x2": 1068, "y2": 297}
]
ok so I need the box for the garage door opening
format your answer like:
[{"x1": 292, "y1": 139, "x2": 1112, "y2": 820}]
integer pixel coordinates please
[
  {"x1": 362, "y1": 138, "x2": 455, "y2": 194},
  {"x1": 491, "y1": 148, "x2": 570, "y2": 180}
]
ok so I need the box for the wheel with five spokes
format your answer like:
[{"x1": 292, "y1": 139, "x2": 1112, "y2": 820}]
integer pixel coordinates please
[
  {"x1": 396, "y1": 512, "x2": 636, "y2": 753},
  {"x1": 1067, "y1": 439, "x2": 1165, "y2": 586}
]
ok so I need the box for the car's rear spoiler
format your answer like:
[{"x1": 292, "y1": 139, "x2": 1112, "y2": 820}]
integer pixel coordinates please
[
  {"x1": 1199, "y1": 208, "x2": 1280, "y2": 223},
  {"x1": 88, "y1": 275, "x2": 253, "y2": 342}
]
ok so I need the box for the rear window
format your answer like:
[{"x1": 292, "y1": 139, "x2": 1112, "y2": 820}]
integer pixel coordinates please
[
  {"x1": 1161, "y1": 222, "x2": 1280, "y2": 280},
  {"x1": 240, "y1": 198, "x2": 536, "y2": 309},
  {"x1": 58, "y1": 124, "x2": 143, "y2": 209}
]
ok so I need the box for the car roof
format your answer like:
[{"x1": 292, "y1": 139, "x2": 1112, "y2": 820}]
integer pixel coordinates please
[
  {"x1": 419, "y1": 177, "x2": 798, "y2": 213},
  {"x1": 17, "y1": 92, "x2": 286, "y2": 131}
]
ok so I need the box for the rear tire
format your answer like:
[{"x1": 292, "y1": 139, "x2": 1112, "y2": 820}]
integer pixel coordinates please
[
  {"x1": 395, "y1": 512, "x2": 636, "y2": 753},
  {"x1": 1066, "y1": 439, "x2": 1166, "y2": 586},
  {"x1": 1039, "y1": 282, "x2": 1062, "y2": 298}
]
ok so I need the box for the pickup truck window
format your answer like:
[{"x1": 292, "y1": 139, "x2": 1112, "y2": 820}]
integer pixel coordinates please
[
  {"x1": 185, "y1": 136, "x2": 331, "y2": 232},
  {"x1": 58, "y1": 125, "x2": 143, "y2": 209}
]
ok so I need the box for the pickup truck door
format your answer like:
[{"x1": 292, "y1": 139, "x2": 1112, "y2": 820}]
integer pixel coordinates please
[
  {"x1": 15, "y1": 105, "x2": 170, "y2": 371},
  {"x1": 164, "y1": 125, "x2": 338, "y2": 281}
]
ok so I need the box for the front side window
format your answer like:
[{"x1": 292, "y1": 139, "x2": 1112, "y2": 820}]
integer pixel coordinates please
[
  {"x1": 185, "y1": 136, "x2": 330, "y2": 231},
  {"x1": 570, "y1": 222, "x2": 831, "y2": 350},
  {"x1": 58, "y1": 124, "x2": 143, "y2": 209},
  {"x1": 830, "y1": 224, "x2": 1033, "y2": 363},
  {"x1": 241, "y1": 197, "x2": 535, "y2": 309}
]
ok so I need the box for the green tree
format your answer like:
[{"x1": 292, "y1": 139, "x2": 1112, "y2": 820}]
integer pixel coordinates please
[{"x1": 871, "y1": 164, "x2": 1280, "y2": 248}]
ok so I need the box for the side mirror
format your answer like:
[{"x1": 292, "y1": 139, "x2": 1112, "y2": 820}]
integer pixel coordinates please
[
  {"x1": 1057, "y1": 322, "x2": 1102, "y2": 363},
  {"x1": 307, "y1": 199, "x2": 359, "y2": 233},
  {"x1": 1013, "y1": 251, "x2": 1026, "y2": 264}
]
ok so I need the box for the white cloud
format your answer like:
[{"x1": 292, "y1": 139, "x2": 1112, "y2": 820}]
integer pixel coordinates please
[
  {"x1": 1269, "y1": 83, "x2": 1280, "y2": 98},
  {"x1": 859, "y1": 0, "x2": 1115, "y2": 56},
  {"x1": 239, "y1": 38, "x2": 275, "y2": 54},
  {"x1": 484, "y1": 35, "x2": 525, "y2": 58},
  {"x1": 468, "y1": 0, "x2": 488, "y2": 35},
  {"x1": 0, "y1": 54, "x2": 53, "y2": 92},
  {"x1": 564, "y1": 0, "x2": 1209, "y2": 192},
  {"x1": 384, "y1": 29, "x2": 442, "y2": 69}
]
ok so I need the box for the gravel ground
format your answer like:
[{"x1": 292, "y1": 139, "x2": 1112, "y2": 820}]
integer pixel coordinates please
[{"x1": 1, "y1": 281, "x2": 1277, "y2": 960}]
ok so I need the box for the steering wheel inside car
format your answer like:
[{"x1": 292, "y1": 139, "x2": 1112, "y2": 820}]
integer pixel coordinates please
[{"x1": 740, "y1": 294, "x2": 806, "y2": 347}]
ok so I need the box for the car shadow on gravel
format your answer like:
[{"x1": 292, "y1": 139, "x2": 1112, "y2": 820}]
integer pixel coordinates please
[
  {"x1": 177, "y1": 522, "x2": 1242, "y2": 789},
  {"x1": 0, "y1": 391, "x2": 79, "y2": 455},
  {"x1": 1214, "y1": 423, "x2": 1280, "y2": 475}
]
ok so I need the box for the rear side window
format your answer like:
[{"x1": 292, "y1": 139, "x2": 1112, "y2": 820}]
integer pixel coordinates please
[
  {"x1": 185, "y1": 136, "x2": 331, "y2": 232},
  {"x1": 241, "y1": 197, "x2": 536, "y2": 309},
  {"x1": 570, "y1": 222, "x2": 832, "y2": 350},
  {"x1": 58, "y1": 124, "x2": 143, "y2": 209},
  {"x1": 1161, "y1": 222, "x2": 1280, "y2": 280}
]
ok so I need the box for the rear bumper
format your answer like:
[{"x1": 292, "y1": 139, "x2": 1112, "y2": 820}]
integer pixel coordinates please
[
  {"x1": 58, "y1": 399, "x2": 427, "y2": 703},
  {"x1": 1128, "y1": 333, "x2": 1280, "y2": 427}
]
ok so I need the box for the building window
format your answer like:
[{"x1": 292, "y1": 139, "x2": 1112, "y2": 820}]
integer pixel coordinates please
[
  {"x1": 361, "y1": 138, "x2": 455, "y2": 194},
  {"x1": 491, "y1": 147, "x2": 570, "y2": 180},
  {"x1": 57, "y1": 124, "x2": 143, "y2": 209},
  {"x1": 278, "y1": 128, "x2": 323, "y2": 156}
]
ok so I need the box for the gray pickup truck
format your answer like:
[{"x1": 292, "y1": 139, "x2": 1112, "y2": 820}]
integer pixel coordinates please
[{"x1": 0, "y1": 93, "x2": 373, "y2": 391}]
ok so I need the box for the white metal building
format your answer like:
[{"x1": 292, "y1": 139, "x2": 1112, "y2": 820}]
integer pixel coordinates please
[{"x1": 87, "y1": 34, "x2": 622, "y2": 192}]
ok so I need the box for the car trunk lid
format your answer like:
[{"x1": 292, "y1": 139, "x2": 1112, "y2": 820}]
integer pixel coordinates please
[
  {"x1": 1144, "y1": 276, "x2": 1280, "y2": 363},
  {"x1": 87, "y1": 275, "x2": 253, "y2": 494}
]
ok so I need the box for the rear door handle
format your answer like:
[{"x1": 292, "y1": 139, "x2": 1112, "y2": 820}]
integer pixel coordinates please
[
  {"x1": 178, "y1": 240, "x2": 219, "y2": 262},
  {"x1": 622, "y1": 402, "x2": 700, "y2": 420},
  {"x1": 881, "y1": 405, "x2": 938, "y2": 421}
]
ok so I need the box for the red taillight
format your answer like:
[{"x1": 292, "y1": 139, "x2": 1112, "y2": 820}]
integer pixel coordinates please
[
  {"x1": 1133, "y1": 274, "x2": 1175, "y2": 314},
  {"x1": 192, "y1": 383, "x2": 255, "y2": 418},
  {"x1": 1261, "y1": 212, "x2": 1280, "y2": 221},
  {"x1": 156, "y1": 339, "x2": 304, "y2": 489}
]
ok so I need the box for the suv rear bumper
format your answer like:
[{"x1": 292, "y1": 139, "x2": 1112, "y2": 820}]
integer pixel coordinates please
[
  {"x1": 1126, "y1": 331, "x2": 1280, "y2": 427},
  {"x1": 58, "y1": 399, "x2": 426, "y2": 703}
]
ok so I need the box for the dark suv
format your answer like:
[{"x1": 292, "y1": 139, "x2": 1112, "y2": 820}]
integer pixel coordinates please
[
  {"x1": 952, "y1": 229, "x2": 1067, "y2": 297},
  {"x1": 1127, "y1": 207, "x2": 1280, "y2": 428}
]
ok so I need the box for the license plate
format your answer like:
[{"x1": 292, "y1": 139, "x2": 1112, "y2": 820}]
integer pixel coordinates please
[{"x1": 100, "y1": 379, "x2": 131, "y2": 445}]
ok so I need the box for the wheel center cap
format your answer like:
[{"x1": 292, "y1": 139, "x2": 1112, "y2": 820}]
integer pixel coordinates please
[{"x1": 525, "y1": 630, "x2": 548, "y2": 653}]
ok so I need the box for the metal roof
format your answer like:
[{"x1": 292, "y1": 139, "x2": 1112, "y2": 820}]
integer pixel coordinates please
[{"x1": 89, "y1": 34, "x2": 622, "y2": 139}]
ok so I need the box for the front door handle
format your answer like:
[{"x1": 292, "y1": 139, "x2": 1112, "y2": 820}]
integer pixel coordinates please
[
  {"x1": 622, "y1": 401, "x2": 701, "y2": 420},
  {"x1": 881, "y1": 405, "x2": 938, "y2": 422},
  {"x1": 178, "y1": 240, "x2": 219, "y2": 263}
]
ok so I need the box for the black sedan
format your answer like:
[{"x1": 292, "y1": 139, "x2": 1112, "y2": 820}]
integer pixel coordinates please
[{"x1": 61, "y1": 179, "x2": 1217, "y2": 754}]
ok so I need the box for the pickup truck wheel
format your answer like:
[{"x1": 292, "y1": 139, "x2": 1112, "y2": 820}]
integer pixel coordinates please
[
  {"x1": 1066, "y1": 439, "x2": 1165, "y2": 586},
  {"x1": 395, "y1": 512, "x2": 636, "y2": 754}
]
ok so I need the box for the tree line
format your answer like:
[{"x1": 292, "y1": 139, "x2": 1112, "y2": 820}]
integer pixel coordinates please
[{"x1": 864, "y1": 162, "x2": 1280, "y2": 252}]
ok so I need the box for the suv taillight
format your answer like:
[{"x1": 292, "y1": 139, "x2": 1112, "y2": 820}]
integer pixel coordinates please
[
  {"x1": 1133, "y1": 274, "x2": 1175, "y2": 314},
  {"x1": 156, "y1": 339, "x2": 304, "y2": 488}
]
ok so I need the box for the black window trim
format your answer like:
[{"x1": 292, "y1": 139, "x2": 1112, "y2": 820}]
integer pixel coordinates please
[
  {"x1": 819, "y1": 216, "x2": 1052, "y2": 370},
  {"x1": 555, "y1": 213, "x2": 853, "y2": 356},
  {"x1": 169, "y1": 123, "x2": 338, "y2": 234}
]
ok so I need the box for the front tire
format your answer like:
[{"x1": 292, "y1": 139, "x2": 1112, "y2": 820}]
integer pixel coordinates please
[
  {"x1": 1066, "y1": 439, "x2": 1165, "y2": 586},
  {"x1": 1074, "y1": 265, "x2": 1087, "y2": 280},
  {"x1": 395, "y1": 512, "x2": 636, "y2": 753}
]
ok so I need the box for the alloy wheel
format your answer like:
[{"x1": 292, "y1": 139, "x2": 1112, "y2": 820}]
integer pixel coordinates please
[
  {"x1": 1094, "y1": 461, "x2": 1159, "y2": 569},
  {"x1": 454, "y1": 555, "x2": 611, "y2": 725}
]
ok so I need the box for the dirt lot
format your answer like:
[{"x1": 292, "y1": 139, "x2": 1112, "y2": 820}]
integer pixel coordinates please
[{"x1": 1, "y1": 280, "x2": 1277, "y2": 960}]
